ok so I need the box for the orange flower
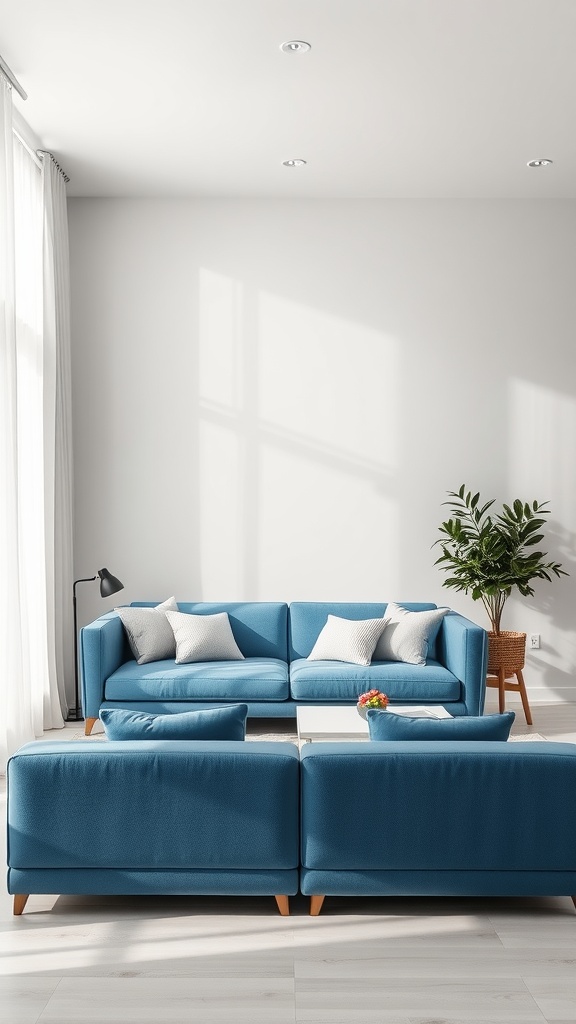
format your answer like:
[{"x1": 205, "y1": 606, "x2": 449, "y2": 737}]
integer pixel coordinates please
[{"x1": 358, "y1": 689, "x2": 388, "y2": 708}]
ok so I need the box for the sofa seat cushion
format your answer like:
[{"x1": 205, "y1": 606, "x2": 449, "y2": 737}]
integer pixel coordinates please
[
  {"x1": 105, "y1": 657, "x2": 289, "y2": 702},
  {"x1": 289, "y1": 658, "x2": 460, "y2": 702}
]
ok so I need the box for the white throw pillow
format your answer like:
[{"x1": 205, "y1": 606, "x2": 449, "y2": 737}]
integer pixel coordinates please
[
  {"x1": 307, "y1": 615, "x2": 389, "y2": 666},
  {"x1": 165, "y1": 610, "x2": 245, "y2": 664},
  {"x1": 116, "y1": 596, "x2": 178, "y2": 665},
  {"x1": 373, "y1": 603, "x2": 449, "y2": 666}
]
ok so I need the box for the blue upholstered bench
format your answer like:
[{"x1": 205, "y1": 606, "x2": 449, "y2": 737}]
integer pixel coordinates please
[
  {"x1": 299, "y1": 740, "x2": 576, "y2": 914},
  {"x1": 6, "y1": 737, "x2": 576, "y2": 918},
  {"x1": 7, "y1": 740, "x2": 299, "y2": 916}
]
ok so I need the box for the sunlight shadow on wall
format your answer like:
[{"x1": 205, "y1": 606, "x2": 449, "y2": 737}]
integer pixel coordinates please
[
  {"x1": 507, "y1": 378, "x2": 576, "y2": 691},
  {"x1": 199, "y1": 268, "x2": 244, "y2": 412},
  {"x1": 198, "y1": 270, "x2": 400, "y2": 600},
  {"x1": 257, "y1": 291, "x2": 398, "y2": 599},
  {"x1": 198, "y1": 269, "x2": 246, "y2": 595},
  {"x1": 509, "y1": 379, "x2": 576, "y2": 513}
]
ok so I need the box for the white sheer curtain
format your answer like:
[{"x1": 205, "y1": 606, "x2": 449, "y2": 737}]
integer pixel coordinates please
[
  {"x1": 41, "y1": 154, "x2": 75, "y2": 720},
  {"x1": 0, "y1": 77, "x2": 28, "y2": 766},
  {"x1": 0, "y1": 79, "x2": 70, "y2": 771}
]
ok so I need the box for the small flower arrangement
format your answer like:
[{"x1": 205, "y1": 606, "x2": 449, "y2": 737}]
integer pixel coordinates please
[{"x1": 357, "y1": 689, "x2": 389, "y2": 719}]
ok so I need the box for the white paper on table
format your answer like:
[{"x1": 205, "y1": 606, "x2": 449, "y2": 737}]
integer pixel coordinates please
[{"x1": 387, "y1": 706, "x2": 453, "y2": 719}]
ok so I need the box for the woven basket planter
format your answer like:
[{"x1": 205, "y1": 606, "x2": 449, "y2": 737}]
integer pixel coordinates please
[{"x1": 487, "y1": 631, "x2": 526, "y2": 674}]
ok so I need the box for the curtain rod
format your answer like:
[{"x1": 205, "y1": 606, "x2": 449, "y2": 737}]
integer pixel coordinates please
[
  {"x1": 12, "y1": 128, "x2": 43, "y2": 171},
  {"x1": 0, "y1": 54, "x2": 27, "y2": 101},
  {"x1": 37, "y1": 149, "x2": 70, "y2": 184}
]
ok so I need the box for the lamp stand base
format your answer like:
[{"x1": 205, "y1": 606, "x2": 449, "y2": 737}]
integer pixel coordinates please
[{"x1": 65, "y1": 709, "x2": 85, "y2": 723}]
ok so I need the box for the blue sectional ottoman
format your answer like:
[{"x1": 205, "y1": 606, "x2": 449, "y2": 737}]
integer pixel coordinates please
[
  {"x1": 7, "y1": 736, "x2": 576, "y2": 919},
  {"x1": 7, "y1": 739, "x2": 299, "y2": 916},
  {"x1": 299, "y1": 740, "x2": 576, "y2": 914}
]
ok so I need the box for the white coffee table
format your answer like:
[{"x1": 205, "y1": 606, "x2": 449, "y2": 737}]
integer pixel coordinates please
[{"x1": 296, "y1": 704, "x2": 452, "y2": 743}]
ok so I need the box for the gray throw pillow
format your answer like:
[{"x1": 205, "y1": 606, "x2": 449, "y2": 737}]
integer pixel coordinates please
[
  {"x1": 373, "y1": 603, "x2": 449, "y2": 665},
  {"x1": 165, "y1": 610, "x2": 245, "y2": 663},
  {"x1": 116, "y1": 596, "x2": 178, "y2": 665},
  {"x1": 307, "y1": 614, "x2": 389, "y2": 666}
]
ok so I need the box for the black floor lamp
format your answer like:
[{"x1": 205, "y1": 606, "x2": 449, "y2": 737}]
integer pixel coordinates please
[{"x1": 68, "y1": 567, "x2": 124, "y2": 722}]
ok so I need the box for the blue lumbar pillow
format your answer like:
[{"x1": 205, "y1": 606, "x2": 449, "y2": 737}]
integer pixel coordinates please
[
  {"x1": 366, "y1": 709, "x2": 515, "y2": 741},
  {"x1": 100, "y1": 704, "x2": 248, "y2": 741}
]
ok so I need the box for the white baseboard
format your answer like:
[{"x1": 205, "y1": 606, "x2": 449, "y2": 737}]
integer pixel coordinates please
[{"x1": 484, "y1": 690, "x2": 575, "y2": 706}]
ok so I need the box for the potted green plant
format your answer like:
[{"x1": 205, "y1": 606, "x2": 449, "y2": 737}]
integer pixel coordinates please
[{"x1": 434, "y1": 485, "x2": 567, "y2": 674}]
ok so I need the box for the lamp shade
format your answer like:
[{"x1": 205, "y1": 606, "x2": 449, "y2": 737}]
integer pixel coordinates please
[{"x1": 98, "y1": 567, "x2": 124, "y2": 598}]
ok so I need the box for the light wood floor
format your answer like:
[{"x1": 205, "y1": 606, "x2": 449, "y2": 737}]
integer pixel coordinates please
[{"x1": 1, "y1": 701, "x2": 575, "y2": 1023}]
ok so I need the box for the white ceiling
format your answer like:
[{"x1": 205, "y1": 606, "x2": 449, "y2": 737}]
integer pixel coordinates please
[{"x1": 2, "y1": 0, "x2": 576, "y2": 198}]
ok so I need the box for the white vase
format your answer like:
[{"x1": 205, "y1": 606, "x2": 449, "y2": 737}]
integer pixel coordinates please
[{"x1": 357, "y1": 703, "x2": 387, "y2": 719}]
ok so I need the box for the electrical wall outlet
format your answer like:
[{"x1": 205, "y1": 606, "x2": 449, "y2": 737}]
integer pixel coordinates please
[{"x1": 529, "y1": 633, "x2": 540, "y2": 650}]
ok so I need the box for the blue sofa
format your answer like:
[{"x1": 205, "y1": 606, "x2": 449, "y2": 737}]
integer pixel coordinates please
[
  {"x1": 300, "y1": 741, "x2": 576, "y2": 914},
  {"x1": 7, "y1": 739, "x2": 299, "y2": 917},
  {"x1": 7, "y1": 738, "x2": 576, "y2": 917},
  {"x1": 80, "y1": 601, "x2": 488, "y2": 734}
]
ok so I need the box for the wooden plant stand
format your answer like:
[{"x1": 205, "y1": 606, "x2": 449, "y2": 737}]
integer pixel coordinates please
[
  {"x1": 486, "y1": 631, "x2": 532, "y2": 726},
  {"x1": 486, "y1": 667, "x2": 533, "y2": 726}
]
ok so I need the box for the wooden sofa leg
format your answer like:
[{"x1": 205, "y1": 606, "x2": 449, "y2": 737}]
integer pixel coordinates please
[
  {"x1": 274, "y1": 895, "x2": 290, "y2": 916},
  {"x1": 13, "y1": 894, "x2": 29, "y2": 916},
  {"x1": 85, "y1": 717, "x2": 97, "y2": 736},
  {"x1": 310, "y1": 895, "x2": 325, "y2": 916},
  {"x1": 571, "y1": 896, "x2": 576, "y2": 911}
]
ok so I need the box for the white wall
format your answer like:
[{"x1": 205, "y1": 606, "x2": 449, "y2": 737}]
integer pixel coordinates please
[{"x1": 68, "y1": 199, "x2": 576, "y2": 702}]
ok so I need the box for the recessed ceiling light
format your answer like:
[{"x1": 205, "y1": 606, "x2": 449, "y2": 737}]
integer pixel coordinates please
[
  {"x1": 280, "y1": 40, "x2": 311, "y2": 54},
  {"x1": 527, "y1": 158, "x2": 553, "y2": 167},
  {"x1": 282, "y1": 159, "x2": 307, "y2": 167}
]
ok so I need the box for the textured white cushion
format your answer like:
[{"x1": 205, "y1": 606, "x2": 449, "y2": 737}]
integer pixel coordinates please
[
  {"x1": 307, "y1": 615, "x2": 389, "y2": 666},
  {"x1": 373, "y1": 603, "x2": 449, "y2": 666},
  {"x1": 116, "y1": 597, "x2": 178, "y2": 665},
  {"x1": 165, "y1": 610, "x2": 245, "y2": 664}
]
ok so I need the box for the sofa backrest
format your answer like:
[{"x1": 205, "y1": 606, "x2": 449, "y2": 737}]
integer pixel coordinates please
[
  {"x1": 300, "y1": 741, "x2": 576, "y2": 872},
  {"x1": 288, "y1": 602, "x2": 439, "y2": 661},
  {"x1": 8, "y1": 741, "x2": 299, "y2": 871},
  {"x1": 132, "y1": 601, "x2": 289, "y2": 661}
]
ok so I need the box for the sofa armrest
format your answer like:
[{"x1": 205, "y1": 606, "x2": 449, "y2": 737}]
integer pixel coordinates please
[
  {"x1": 436, "y1": 612, "x2": 488, "y2": 715},
  {"x1": 79, "y1": 612, "x2": 128, "y2": 719}
]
